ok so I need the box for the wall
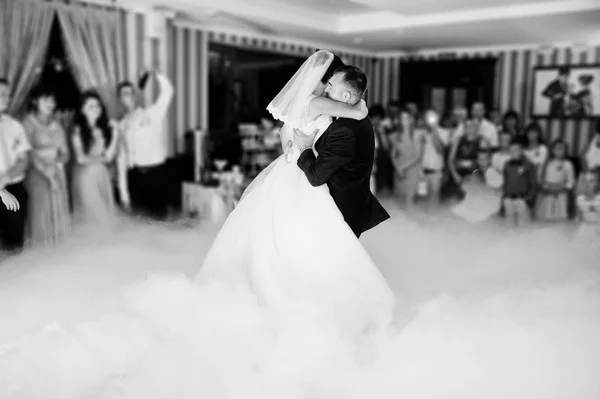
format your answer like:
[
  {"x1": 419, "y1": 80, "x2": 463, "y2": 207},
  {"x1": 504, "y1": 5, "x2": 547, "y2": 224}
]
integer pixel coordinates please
[
  {"x1": 398, "y1": 45, "x2": 600, "y2": 155},
  {"x1": 120, "y1": 10, "x2": 405, "y2": 155},
  {"x1": 168, "y1": 22, "x2": 402, "y2": 153},
  {"x1": 123, "y1": 10, "x2": 600, "y2": 157}
]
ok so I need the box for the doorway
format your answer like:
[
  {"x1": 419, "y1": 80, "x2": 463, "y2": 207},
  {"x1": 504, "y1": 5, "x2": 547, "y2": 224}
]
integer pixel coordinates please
[
  {"x1": 400, "y1": 57, "x2": 497, "y2": 117},
  {"x1": 208, "y1": 44, "x2": 304, "y2": 162}
]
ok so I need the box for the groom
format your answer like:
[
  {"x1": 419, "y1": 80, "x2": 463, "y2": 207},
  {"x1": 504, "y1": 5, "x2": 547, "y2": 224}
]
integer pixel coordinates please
[{"x1": 294, "y1": 65, "x2": 390, "y2": 238}]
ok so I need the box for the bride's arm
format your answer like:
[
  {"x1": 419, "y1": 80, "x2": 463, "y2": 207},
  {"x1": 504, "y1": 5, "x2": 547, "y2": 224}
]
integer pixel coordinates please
[{"x1": 308, "y1": 96, "x2": 368, "y2": 120}]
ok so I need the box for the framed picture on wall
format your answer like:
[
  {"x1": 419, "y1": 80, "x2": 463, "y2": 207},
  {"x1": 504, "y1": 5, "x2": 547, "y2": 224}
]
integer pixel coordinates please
[{"x1": 531, "y1": 64, "x2": 600, "y2": 119}]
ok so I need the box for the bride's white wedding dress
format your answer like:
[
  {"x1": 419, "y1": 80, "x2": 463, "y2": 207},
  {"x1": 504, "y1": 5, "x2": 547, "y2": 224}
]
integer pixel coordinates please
[{"x1": 197, "y1": 94, "x2": 394, "y2": 334}]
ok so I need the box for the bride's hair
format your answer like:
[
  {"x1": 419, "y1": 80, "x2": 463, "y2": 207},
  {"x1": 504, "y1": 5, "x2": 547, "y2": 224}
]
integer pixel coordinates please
[{"x1": 320, "y1": 54, "x2": 345, "y2": 84}]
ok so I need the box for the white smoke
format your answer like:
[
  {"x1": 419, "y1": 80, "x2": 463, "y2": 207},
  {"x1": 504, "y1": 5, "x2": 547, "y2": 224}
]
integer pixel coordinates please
[{"x1": 0, "y1": 201, "x2": 599, "y2": 399}]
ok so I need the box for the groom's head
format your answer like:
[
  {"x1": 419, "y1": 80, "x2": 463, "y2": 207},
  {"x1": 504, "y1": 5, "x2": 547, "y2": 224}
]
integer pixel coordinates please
[{"x1": 325, "y1": 66, "x2": 367, "y2": 105}]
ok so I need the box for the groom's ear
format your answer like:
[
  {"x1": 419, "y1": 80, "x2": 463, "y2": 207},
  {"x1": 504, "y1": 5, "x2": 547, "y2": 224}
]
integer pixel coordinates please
[{"x1": 342, "y1": 91, "x2": 352, "y2": 102}]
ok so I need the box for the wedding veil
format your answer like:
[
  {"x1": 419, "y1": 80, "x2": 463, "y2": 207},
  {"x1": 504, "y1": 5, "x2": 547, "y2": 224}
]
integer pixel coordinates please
[{"x1": 267, "y1": 50, "x2": 334, "y2": 129}]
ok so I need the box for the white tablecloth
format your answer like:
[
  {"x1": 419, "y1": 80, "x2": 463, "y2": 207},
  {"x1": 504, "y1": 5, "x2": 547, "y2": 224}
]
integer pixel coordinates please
[{"x1": 181, "y1": 182, "x2": 231, "y2": 222}]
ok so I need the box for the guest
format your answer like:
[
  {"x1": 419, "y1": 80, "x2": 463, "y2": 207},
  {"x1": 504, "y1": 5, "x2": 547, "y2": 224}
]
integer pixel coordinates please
[
  {"x1": 523, "y1": 122, "x2": 549, "y2": 173},
  {"x1": 451, "y1": 103, "x2": 499, "y2": 147},
  {"x1": 0, "y1": 188, "x2": 19, "y2": 211},
  {"x1": 471, "y1": 102, "x2": 499, "y2": 148},
  {"x1": 381, "y1": 99, "x2": 401, "y2": 133},
  {"x1": 71, "y1": 91, "x2": 119, "y2": 226},
  {"x1": 452, "y1": 150, "x2": 502, "y2": 223},
  {"x1": 535, "y1": 140, "x2": 575, "y2": 221},
  {"x1": 501, "y1": 110, "x2": 523, "y2": 141},
  {"x1": 117, "y1": 69, "x2": 174, "y2": 220},
  {"x1": 491, "y1": 131, "x2": 514, "y2": 216},
  {"x1": 491, "y1": 130, "x2": 513, "y2": 177},
  {"x1": 574, "y1": 172, "x2": 600, "y2": 240},
  {"x1": 449, "y1": 105, "x2": 468, "y2": 142},
  {"x1": 502, "y1": 139, "x2": 537, "y2": 227},
  {"x1": 0, "y1": 78, "x2": 31, "y2": 252},
  {"x1": 581, "y1": 121, "x2": 600, "y2": 174},
  {"x1": 576, "y1": 171, "x2": 600, "y2": 221},
  {"x1": 405, "y1": 102, "x2": 424, "y2": 128},
  {"x1": 371, "y1": 121, "x2": 379, "y2": 194},
  {"x1": 390, "y1": 110, "x2": 426, "y2": 209},
  {"x1": 421, "y1": 109, "x2": 450, "y2": 207},
  {"x1": 21, "y1": 86, "x2": 70, "y2": 246},
  {"x1": 448, "y1": 119, "x2": 490, "y2": 197},
  {"x1": 370, "y1": 104, "x2": 394, "y2": 194},
  {"x1": 489, "y1": 108, "x2": 503, "y2": 132}
]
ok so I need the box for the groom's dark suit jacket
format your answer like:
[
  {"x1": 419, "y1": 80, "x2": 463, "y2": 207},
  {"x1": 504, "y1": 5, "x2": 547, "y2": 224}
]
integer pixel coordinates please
[{"x1": 297, "y1": 117, "x2": 390, "y2": 237}]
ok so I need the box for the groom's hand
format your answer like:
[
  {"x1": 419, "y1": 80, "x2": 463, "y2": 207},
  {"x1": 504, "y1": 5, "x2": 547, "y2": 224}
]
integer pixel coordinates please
[{"x1": 293, "y1": 128, "x2": 318, "y2": 152}]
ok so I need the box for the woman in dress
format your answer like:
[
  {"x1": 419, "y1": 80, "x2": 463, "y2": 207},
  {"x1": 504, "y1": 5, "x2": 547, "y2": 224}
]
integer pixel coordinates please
[
  {"x1": 501, "y1": 110, "x2": 523, "y2": 143},
  {"x1": 70, "y1": 91, "x2": 119, "y2": 227},
  {"x1": 523, "y1": 122, "x2": 548, "y2": 174},
  {"x1": 575, "y1": 171, "x2": 600, "y2": 240},
  {"x1": 535, "y1": 139, "x2": 575, "y2": 221},
  {"x1": 581, "y1": 126, "x2": 600, "y2": 174},
  {"x1": 21, "y1": 86, "x2": 70, "y2": 246},
  {"x1": 197, "y1": 51, "x2": 394, "y2": 335},
  {"x1": 448, "y1": 119, "x2": 490, "y2": 199},
  {"x1": 389, "y1": 110, "x2": 426, "y2": 209}
]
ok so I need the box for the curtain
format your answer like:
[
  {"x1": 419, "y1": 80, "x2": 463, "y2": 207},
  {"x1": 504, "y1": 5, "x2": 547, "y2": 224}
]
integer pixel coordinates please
[
  {"x1": 0, "y1": 0, "x2": 54, "y2": 115},
  {"x1": 55, "y1": 3, "x2": 125, "y2": 117}
]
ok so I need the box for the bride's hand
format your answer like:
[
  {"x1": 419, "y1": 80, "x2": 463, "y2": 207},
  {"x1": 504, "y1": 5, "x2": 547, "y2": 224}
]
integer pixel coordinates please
[
  {"x1": 0, "y1": 189, "x2": 20, "y2": 212},
  {"x1": 357, "y1": 100, "x2": 368, "y2": 119}
]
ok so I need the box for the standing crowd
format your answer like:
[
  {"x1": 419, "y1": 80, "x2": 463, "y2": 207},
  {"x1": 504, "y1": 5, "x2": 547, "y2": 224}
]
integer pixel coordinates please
[
  {"x1": 369, "y1": 100, "x2": 600, "y2": 229},
  {"x1": 0, "y1": 70, "x2": 174, "y2": 253}
]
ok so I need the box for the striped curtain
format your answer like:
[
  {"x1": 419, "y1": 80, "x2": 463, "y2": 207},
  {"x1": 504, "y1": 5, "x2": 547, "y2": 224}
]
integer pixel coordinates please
[
  {"x1": 0, "y1": 0, "x2": 55, "y2": 115},
  {"x1": 54, "y1": 2, "x2": 127, "y2": 117}
]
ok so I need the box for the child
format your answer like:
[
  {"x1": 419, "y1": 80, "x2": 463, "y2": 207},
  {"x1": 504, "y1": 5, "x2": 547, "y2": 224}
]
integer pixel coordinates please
[
  {"x1": 574, "y1": 171, "x2": 600, "y2": 239},
  {"x1": 502, "y1": 139, "x2": 538, "y2": 227},
  {"x1": 452, "y1": 150, "x2": 502, "y2": 223},
  {"x1": 491, "y1": 130, "x2": 513, "y2": 178},
  {"x1": 0, "y1": 188, "x2": 20, "y2": 211},
  {"x1": 535, "y1": 140, "x2": 575, "y2": 221}
]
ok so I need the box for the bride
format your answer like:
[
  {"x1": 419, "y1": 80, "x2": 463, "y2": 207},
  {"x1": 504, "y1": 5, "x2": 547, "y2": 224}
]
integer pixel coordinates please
[{"x1": 196, "y1": 50, "x2": 395, "y2": 334}]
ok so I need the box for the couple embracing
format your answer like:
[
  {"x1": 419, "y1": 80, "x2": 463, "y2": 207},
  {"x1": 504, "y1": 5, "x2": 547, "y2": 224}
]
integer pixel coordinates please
[{"x1": 197, "y1": 50, "x2": 394, "y2": 333}]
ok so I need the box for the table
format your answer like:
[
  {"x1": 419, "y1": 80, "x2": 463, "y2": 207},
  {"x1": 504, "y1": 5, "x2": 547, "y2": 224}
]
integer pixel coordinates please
[{"x1": 181, "y1": 182, "x2": 232, "y2": 222}]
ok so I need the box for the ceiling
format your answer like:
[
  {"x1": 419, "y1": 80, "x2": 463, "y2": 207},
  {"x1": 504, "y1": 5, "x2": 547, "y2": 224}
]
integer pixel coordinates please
[{"x1": 119, "y1": 0, "x2": 600, "y2": 54}]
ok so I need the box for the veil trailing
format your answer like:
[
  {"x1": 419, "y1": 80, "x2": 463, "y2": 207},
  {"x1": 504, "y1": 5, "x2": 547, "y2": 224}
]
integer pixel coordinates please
[
  {"x1": 237, "y1": 51, "x2": 334, "y2": 200},
  {"x1": 267, "y1": 50, "x2": 334, "y2": 130}
]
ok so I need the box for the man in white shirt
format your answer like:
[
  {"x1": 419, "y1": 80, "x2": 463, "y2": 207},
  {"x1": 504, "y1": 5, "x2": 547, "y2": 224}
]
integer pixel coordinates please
[
  {"x1": 451, "y1": 103, "x2": 499, "y2": 149},
  {"x1": 450, "y1": 105, "x2": 468, "y2": 142},
  {"x1": 471, "y1": 102, "x2": 499, "y2": 148},
  {"x1": 0, "y1": 78, "x2": 31, "y2": 251},
  {"x1": 117, "y1": 70, "x2": 174, "y2": 220},
  {"x1": 421, "y1": 109, "x2": 450, "y2": 206},
  {"x1": 491, "y1": 130, "x2": 513, "y2": 183}
]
